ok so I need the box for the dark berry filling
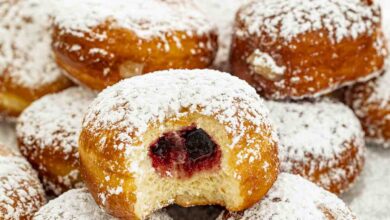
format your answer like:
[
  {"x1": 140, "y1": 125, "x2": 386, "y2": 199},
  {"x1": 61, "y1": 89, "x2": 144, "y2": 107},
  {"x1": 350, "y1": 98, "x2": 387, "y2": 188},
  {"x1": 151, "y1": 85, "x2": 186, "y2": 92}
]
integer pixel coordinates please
[{"x1": 149, "y1": 126, "x2": 221, "y2": 178}]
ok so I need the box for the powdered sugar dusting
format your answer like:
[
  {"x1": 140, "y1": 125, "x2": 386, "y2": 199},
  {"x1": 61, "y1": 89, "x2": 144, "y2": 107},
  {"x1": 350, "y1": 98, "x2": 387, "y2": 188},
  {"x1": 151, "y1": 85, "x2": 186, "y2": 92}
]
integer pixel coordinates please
[
  {"x1": 84, "y1": 69, "x2": 274, "y2": 152},
  {"x1": 236, "y1": 0, "x2": 380, "y2": 44},
  {"x1": 220, "y1": 173, "x2": 356, "y2": 219},
  {"x1": 0, "y1": 152, "x2": 46, "y2": 219},
  {"x1": 16, "y1": 87, "x2": 96, "y2": 193},
  {"x1": 0, "y1": 0, "x2": 65, "y2": 88},
  {"x1": 17, "y1": 87, "x2": 95, "y2": 154},
  {"x1": 53, "y1": 0, "x2": 215, "y2": 40},
  {"x1": 266, "y1": 99, "x2": 365, "y2": 175},
  {"x1": 34, "y1": 188, "x2": 172, "y2": 220}
]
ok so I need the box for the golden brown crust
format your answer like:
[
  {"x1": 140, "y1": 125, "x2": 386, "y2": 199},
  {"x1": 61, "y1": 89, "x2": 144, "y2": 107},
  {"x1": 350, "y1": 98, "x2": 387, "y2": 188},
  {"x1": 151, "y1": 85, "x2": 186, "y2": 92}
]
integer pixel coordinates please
[
  {"x1": 18, "y1": 138, "x2": 80, "y2": 195},
  {"x1": 52, "y1": 23, "x2": 218, "y2": 90},
  {"x1": 230, "y1": 1, "x2": 387, "y2": 99},
  {"x1": 0, "y1": 73, "x2": 72, "y2": 118}
]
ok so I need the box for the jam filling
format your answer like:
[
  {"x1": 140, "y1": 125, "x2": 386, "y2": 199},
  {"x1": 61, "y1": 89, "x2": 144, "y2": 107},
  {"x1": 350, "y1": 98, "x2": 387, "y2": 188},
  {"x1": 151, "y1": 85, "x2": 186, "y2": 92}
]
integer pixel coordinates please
[{"x1": 149, "y1": 126, "x2": 221, "y2": 178}]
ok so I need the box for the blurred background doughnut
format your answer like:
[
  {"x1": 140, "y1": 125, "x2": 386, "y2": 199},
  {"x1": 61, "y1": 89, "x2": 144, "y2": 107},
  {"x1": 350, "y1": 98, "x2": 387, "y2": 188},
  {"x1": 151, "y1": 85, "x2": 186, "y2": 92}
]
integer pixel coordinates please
[
  {"x1": 346, "y1": 63, "x2": 390, "y2": 148},
  {"x1": 0, "y1": 0, "x2": 72, "y2": 119},
  {"x1": 0, "y1": 145, "x2": 46, "y2": 219},
  {"x1": 266, "y1": 99, "x2": 365, "y2": 194},
  {"x1": 51, "y1": 0, "x2": 218, "y2": 90},
  {"x1": 231, "y1": 0, "x2": 387, "y2": 99},
  {"x1": 17, "y1": 87, "x2": 96, "y2": 195}
]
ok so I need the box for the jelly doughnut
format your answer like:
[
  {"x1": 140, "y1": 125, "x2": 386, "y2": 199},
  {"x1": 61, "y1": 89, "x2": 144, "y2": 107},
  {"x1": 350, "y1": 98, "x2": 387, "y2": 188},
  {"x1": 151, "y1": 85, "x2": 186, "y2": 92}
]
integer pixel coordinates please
[
  {"x1": 51, "y1": 0, "x2": 218, "y2": 90},
  {"x1": 0, "y1": 145, "x2": 46, "y2": 219},
  {"x1": 17, "y1": 87, "x2": 96, "y2": 195},
  {"x1": 79, "y1": 69, "x2": 279, "y2": 219},
  {"x1": 266, "y1": 99, "x2": 365, "y2": 194},
  {"x1": 0, "y1": 0, "x2": 72, "y2": 118},
  {"x1": 231, "y1": 0, "x2": 387, "y2": 99}
]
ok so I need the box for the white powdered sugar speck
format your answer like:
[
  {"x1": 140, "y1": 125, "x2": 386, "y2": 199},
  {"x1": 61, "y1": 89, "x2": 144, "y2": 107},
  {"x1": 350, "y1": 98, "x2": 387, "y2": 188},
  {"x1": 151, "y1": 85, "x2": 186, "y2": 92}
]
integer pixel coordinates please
[
  {"x1": 52, "y1": 0, "x2": 215, "y2": 40},
  {"x1": 236, "y1": 0, "x2": 380, "y2": 44}
]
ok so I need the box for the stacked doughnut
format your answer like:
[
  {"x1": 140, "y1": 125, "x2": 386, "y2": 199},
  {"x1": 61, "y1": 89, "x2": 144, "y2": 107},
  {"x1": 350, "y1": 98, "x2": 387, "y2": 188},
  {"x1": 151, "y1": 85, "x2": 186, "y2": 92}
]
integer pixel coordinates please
[
  {"x1": 17, "y1": 87, "x2": 96, "y2": 195},
  {"x1": 231, "y1": 0, "x2": 387, "y2": 99},
  {"x1": 0, "y1": 0, "x2": 72, "y2": 119},
  {"x1": 0, "y1": 145, "x2": 46, "y2": 219},
  {"x1": 51, "y1": 0, "x2": 218, "y2": 90},
  {"x1": 1, "y1": 0, "x2": 389, "y2": 219}
]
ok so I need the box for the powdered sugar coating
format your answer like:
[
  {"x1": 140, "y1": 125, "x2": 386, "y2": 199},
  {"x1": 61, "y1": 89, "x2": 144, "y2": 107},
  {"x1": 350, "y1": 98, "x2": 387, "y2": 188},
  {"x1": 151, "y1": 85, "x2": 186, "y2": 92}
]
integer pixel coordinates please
[
  {"x1": 53, "y1": 0, "x2": 215, "y2": 40},
  {"x1": 0, "y1": 150, "x2": 46, "y2": 219},
  {"x1": 266, "y1": 99, "x2": 365, "y2": 192},
  {"x1": 84, "y1": 69, "x2": 274, "y2": 152},
  {"x1": 236, "y1": 0, "x2": 380, "y2": 44},
  {"x1": 348, "y1": 65, "x2": 390, "y2": 147},
  {"x1": 34, "y1": 188, "x2": 172, "y2": 220},
  {"x1": 219, "y1": 173, "x2": 356, "y2": 220},
  {"x1": 16, "y1": 87, "x2": 96, "y2": 194},
  {"x1": 0, "y1": 0, "x2": 66, "y2": 89},
  {"x1": 193, "y1": 0, "x2": 248, "y2": 70}
]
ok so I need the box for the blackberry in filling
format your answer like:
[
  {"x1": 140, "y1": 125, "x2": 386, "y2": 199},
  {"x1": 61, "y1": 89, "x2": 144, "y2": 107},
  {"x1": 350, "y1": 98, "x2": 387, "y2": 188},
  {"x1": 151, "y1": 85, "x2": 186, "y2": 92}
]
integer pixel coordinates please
[{"x1": 149, "y1": 126, "x2": 221, "y2": 178}]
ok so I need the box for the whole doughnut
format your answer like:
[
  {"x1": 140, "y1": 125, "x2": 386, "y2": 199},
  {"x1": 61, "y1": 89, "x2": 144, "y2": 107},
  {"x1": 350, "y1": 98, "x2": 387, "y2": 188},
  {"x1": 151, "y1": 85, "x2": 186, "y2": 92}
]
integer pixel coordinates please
[
  {"x1": 79, "y1": 69, "x2": 279, "y2": 219},
  {"x1": 266, "y1": 99, "x2": 365, "y2": 194},
  {"x1": 17, "y1": 87, "x2": 96, "y2": 195},
  {"x1": 0, "y1": 0, "x2": 72, "y2": 118},
  {"x1": 231, "y1": 0, "x2": 387, "y2": 99},
  {"x1": 0, "y1": 145, "x2": 46, "y2": 219},
  {"x1": 51, "y1": 0, "x2": 218, "y2": 90}
]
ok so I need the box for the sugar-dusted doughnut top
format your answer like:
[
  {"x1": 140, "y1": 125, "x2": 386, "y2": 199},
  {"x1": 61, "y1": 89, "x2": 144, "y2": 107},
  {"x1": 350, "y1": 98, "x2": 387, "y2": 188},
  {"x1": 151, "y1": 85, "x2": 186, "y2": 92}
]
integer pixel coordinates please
[
  {"x1": 236, "y1": 0, "x2": 381, "y2": 44},
  {"x1": 0, "y1": 0, "x2": 65, "y2": 89},
  {"x1": 17, "y1": 87, "x2": 96, "y2": 155},
  {"x1": 84, "y1": 69, "x2": 274, "y2": 152},
  {"x1": 34, "y1": 188, "x2": 171, "y2": 220},
  {"x1": 220, "y1": 173, "x2": 356, "y2": 219},
  {"x1": 265, "y1": 99, "x2": 364, "y2": 171},
  {"x1": 0, "y1": 147, "x2": 45, "y2": 219},
  {"x1": 53, "y1": 0, "x2": 215, "y2": 39}
]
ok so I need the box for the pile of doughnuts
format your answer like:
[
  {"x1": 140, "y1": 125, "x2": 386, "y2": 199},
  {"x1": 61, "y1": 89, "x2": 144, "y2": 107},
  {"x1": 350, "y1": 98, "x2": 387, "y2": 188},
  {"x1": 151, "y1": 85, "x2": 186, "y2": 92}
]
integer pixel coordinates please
[{"x1": 1, "y1": 0, "x2": 390, "y2": 219}]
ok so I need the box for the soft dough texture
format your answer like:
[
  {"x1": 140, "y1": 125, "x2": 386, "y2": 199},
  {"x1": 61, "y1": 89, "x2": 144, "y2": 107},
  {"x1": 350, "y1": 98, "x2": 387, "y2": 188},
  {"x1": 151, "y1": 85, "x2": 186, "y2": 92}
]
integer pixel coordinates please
[
  {"x1": 266, "y1": 99, "x2": 365, "y2": 194},
  {"x1": 51, "y1": 0, "x2": 218, "y2": 90},
  {"x1": 17, "y1": 87, "x2": 96, "y2": 195},
  {"x1": 0, "y1": 145, "x2": 46, "y2": 219},
  {"x1": 0, "y1": 0, "x2": 72, "y2": 118},
  {"x1": 79, "y1": 69, "x2": 279, "y2": 219},
  {"x1": 218, "y1": 173, "x2": 356, "y2": 220},
  {"x1": 231, "y1": 0, "x2": 387, "y2": 99},
  {"x1": 346, "y1": 62, "x2": 390, "y2": 148}
]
